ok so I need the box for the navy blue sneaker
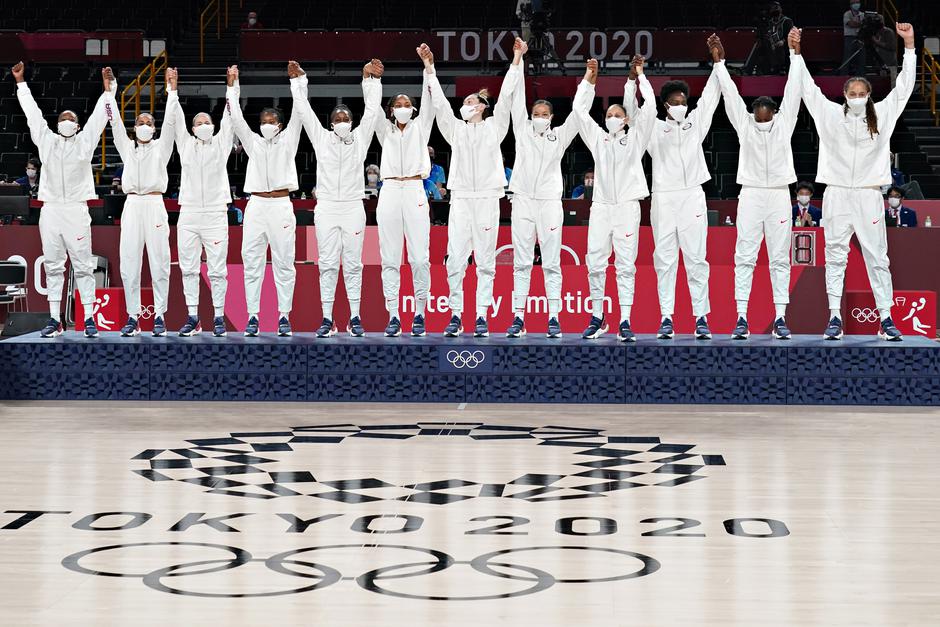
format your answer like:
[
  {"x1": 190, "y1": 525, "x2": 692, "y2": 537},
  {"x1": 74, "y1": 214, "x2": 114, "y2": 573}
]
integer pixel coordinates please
[
  {"x1": 411, "y1": 314, "x2": 427, "y2": 337},
  {"x1": 213, "y1": 316, "x2": 227, "y2": 337},
  {"x1": 178, "y1": 316, "x2": 201, "y2": 337},
  {"x1": 444, "y1": 315, "x2": 463, "y2": 337},
  {"x1": 582, "y1": 316, "x2": 608, "y2": 339},
  {"x1": 731, "y1": 317, "x2": 749, "y2": 340},
  {"x1": 152, "y1": 316, "x2": 167, "y2": 337},
  {"x1": 40, "y1": 318, "x2": 63, "y2": 338},
  {"x1": 473, "y1": 316, "x2": 489, "y2": 338},
  {"x1": 878, "y1": 317, "x2": 903, "y2": 342},
  {"x1": 772, "y1": 317, "x2": 791, "y2": 340},
  {"x1": 316, "y1": 318, "x2": 336, "y2": 338},
  {"x1": 385, "y1": 317, "x2": 402, "y2": 337},
  {"x1": 348, "y1": 316, "x2": 365, "y2": 337},
  {"x1": 120, "y1": 316, "x2": 140, "y2": 337},
  {"x1": 618, "y1": 319, "x2": 636, "y2": 342},
  {"x1": 546, "y1": 316, "x2": 562, "y2": 338},
  {"x1": 244, "y1": 316, "x2": 260, "y2": 337},
  {"x1": 277, "y1": 316, "x2": 292, "y2": 337},
  {"x1": 656, "y1": 317, "x2": 674, "y2": 340},
  {"x1": 83, "y1": 317, "x2": 98, "y2": 338},
  {"x1": 506, "y1": 316, "x2": 526, "y2": 338},
  {"x1": 823, "y1": 316, "x2": 843, "y2": 340},
  {"x1": 695, "y1": 316, "x2": 712, "y2": 340}
]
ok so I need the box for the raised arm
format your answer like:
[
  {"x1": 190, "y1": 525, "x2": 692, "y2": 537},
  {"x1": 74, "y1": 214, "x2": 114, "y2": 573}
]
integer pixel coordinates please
[
  {"x1": 354, "y1": 59, "x2": 384, "y2": 158},
  {"x1": 425, "y1": 62, "x2": 458, "y2": 145},
  {"x1": 572, "y1": 59, "x2": 603, "y2": 149},
  {"x1": 789, "y1": 29, "x2": 840, "y2": 127},
  {"x1": 632, "y1": 59, "x2": 658, "y2": 153},
  {"x1": 713, "y1": 59, "x2": 748, "y2": 136},
  {"x1": 12, "y1": 62, "x2": 55, "y2": 147},
  {"x1": 876, "y1": 23, "x2": 917, "y2": 124},
  {"x1": 288, "y1": 60, "x2": 329, "y2": 149},
  {"x1": 778, "y1": 45, "x2": 803, "y2": 136},
  {"x1": 158, "y1": 68, "x2": 180, "y2": 160},
  {"x1": 489, "y1": 37, "x2": 525, "y2": 140},
  {"x1": 225, "y1": 65, "x2": 257, "y2": 154},
  {"x1": 509, "y1": 48, "x2": 529, "y2": 138},
  {"x1": 77, "y1": 66, "x2": 117, "y2": 161},
  {"x1": 622, "y1": 56, "x2": 642, "y2": 123},
  {"x1": 105, "y1": 73, "x2": 135, "y2": 159},
  {"x1": 416, "y1": 44, "x2": 435, "y2": 134},
  {"x1": 690, "y1": 34, "x2": 725, "y2": 139}
]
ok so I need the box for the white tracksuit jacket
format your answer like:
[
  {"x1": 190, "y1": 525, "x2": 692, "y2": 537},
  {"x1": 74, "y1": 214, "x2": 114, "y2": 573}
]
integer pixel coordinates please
[
  {"x1": 169, "y1": 92, "x2": 235, "y2": 313},
  {"x1": 716, "y1": 52, "x2": 801, "y2": 309},
  {"x1": 575, "y1": 74, "x2": 657, "y2": 316},
  {"x1": 507, "y1": 65, "x2": 582, "y2": 317},
  {"x1": 427, "y1": 63, "x2": 521, "y2": 316},
  {"x1": 227, "y1": 78, "x2": 305, "y2": 317},
  {"x1": 16, "y1": 81, "x2": 113, "y2": 310},
  {"x1": 108, "y1": 88, "x2": 177, "y2": 319},
  {"x1": 794, "y1": 48, "x2": 916, "y2": 315},
  {"x1": 294, "y1": 75, "x2": 381, "y2": 311},
  {"x1": 372, "y1": 72, "x2": 436, "y2": 316}
]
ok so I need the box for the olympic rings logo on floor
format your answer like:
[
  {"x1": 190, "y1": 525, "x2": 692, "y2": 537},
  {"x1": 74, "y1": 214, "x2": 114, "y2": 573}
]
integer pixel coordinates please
[
  {"x1": 446, "y1": 350, "x2": 486, "y2": 369},
  {"x1": 61, "y1": 542, "x2": 660, "y2": 600},
  {"x1": 851, "y1": 308, "x2": 880, "y2": 323}
]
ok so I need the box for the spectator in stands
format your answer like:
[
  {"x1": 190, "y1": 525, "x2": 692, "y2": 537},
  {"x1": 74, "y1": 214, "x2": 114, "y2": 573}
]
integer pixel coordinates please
[
  {"x1": 792, "y1": 181, "x2": 822, "y2": 226},
  {"x1": 425, "y1": 146, "x2": 446, "y2": 198},
  {"x1": 885, "y1": 186, "x2": 917, "y2": 227},
  {"x1": 241, "y1": 11, "x2": 263, "y2": 29},
  {"x1": 0, "y1": 157, "x2": 41, "y2": 195},
  {"x1": 842, "y1": 1, "x2": 866, "y2": 76},
  {"x1": 364, "y1": 163, "x2": 381, "y2": 197},
  {"x1": 503, "y1": 156, "x2": 512, "y2": 185},
  {"x1": 571, "y1": 170, "x2": 593, "y2": 199}
]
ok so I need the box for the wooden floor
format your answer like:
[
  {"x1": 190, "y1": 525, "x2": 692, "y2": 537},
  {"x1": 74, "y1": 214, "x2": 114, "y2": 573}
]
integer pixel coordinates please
[{"x1": 1, "y1": 401, "x2": 939, "y2": 626}]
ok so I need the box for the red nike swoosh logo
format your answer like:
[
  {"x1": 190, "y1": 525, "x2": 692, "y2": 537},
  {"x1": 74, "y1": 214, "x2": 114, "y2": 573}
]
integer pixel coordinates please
[
  {"x1": 625, "y1": 233, "x2": 634, "y2": 238},
  {"x1": 354, "y1": 231, "x2": 363, "y2": 235},
  {"x1": 283, "y1": 225, "x2": 290, "y2": 229},
  {"x1": 550, "y1": 226, "x2": 559, "y2": 231},
  {"x1": 155, "y1": 224, "x2": 163, "y2": 228},
  {"x1": 695, "y1": 214, "x2": 703, "y2": 218},
  {"x1": 779, "y1": 219, "x2": 788, "y2": 223},
  {"x1": 76, "y1": 236, "x2": 86, "y2": 241},
  {"x1": 483, "y1": 227, "x2": 493, "y2": 231},
  {"x1": 212, "y1": 240, "x2": 221, "y2": 245},
  {"x1": 872, "y1": 219, "x2": 880, "y2": 224}
]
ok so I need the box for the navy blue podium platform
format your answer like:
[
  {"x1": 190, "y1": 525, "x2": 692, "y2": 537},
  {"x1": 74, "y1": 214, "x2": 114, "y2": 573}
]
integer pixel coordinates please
[{"x1": 1, "y1": 332, "x2": 938, "y2": 405}]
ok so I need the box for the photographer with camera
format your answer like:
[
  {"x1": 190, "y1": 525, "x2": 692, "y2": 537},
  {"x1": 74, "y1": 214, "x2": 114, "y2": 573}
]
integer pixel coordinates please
[{"x1": 746, "y1": 2, "x2": 794, "y2": 75}]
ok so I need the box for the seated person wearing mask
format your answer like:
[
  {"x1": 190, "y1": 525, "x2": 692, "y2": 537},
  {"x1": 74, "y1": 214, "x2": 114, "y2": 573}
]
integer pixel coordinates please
[
  {"x1": 571, "y1": 170, "x2": 594, "y2": 199},
  {"x1": 885, "y1": 186, "x2": 917, "y2": 227},
  {"x1": 792, "y1": 181, "x2": 822, "y2": 226}
]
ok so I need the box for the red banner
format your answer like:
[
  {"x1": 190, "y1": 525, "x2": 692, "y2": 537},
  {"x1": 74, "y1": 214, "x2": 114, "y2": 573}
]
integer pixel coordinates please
[
  {"x1": 0, "y1": 31, "x2": 144, "y2": 64},
  {"x1": 240, "y1": 28, "x2": 844, "y2": 64}
]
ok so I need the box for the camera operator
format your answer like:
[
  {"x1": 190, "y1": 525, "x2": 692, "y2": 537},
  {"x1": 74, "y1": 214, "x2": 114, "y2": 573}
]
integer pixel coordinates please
[
  {"x1": 516, "y1": 0, "x2": 561, "y2": 75},
  {"x1": 747, "y1": 1, "x2": 794, "y2": 75},
  {"x1": 869, "y1": 13, "x2": 899, "y2": 83}
]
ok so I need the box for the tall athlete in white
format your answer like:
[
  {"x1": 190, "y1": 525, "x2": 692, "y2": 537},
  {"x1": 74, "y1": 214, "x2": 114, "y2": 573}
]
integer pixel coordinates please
[
  {"x1": 791, "y1": 24, "x2": 915, "y2": 341},
  {"x1": 426, "y1": 38, "x2": 523, "y2": 337},
  {"x1": 713, "y1": 35, "x2": 801, "y2": 340},
  {"x1": 625, "y1": 35, "x2": 724, "y2": 340},
  {"x1": 227, "y1": 64, "x2": 305, "y2": 337},
  {"x1": 370, "y1": 46, "x2": 436, "y2": 338},
  {"x1": 574, "y1": 56, "x2": 657, "y2": 342},
  {"x1": 169, "y1": 67, "x2": 235, "y2": 338},
  {"x1": 293, "y1": 59, "x2": 382, "y2": 338},
  {"x1": 12, "y1": 62, "x2": 113, "y2": 338},
  {"x1": 505, "y1": 41, "x2": 581, "y2": 339},
  {"x1": 108, "y1": 69, "x2": 178, "y2": 338}
]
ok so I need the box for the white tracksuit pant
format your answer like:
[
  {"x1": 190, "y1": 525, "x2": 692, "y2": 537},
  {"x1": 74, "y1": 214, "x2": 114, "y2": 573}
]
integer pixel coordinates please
[
  {"x1": 241, "y1": 195, "x2": 296, "y2": 315},
  {"x1": 446, "y1": 197, "x2": 500, "y2": 315},
  {"x1": 587, "y1": 201, "x2": 641, "y2": 317},
  {"x1": 511, "y1": 195, "x2": 563, "y2": 315},
  {"x1": 315, "y1": 199, "x2": 366, "y2": 307},
  {"x1": 822, "y1": 186, "x2": 894, "y2": 314},
  {"x1": 376, "y1": 179, "x2": 430, "y2": 313},
  {"x1": 120, "y1": 195, "x2": 170, "y2": 318},
  {"x1": 734, "y1": 186, "x2": 792, "y2": 308},
  {"x1": 177, "y1": 209, "x2": 228, "y2": 312},
  {"x1": 39, "y1": 202, "x2": 97, "y2": 310},
  {"x1": 651, "y1": 186, "x2": 710, "y2": 318}
]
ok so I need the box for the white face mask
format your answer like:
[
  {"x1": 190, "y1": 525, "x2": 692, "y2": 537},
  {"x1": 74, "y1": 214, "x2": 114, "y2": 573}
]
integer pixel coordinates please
[
  {"x1": 248, "y1": 17, "x2": 257, "y2": 25},
  {"x1": 135, "y1": 124, "x2": 155, "y2": 141},
  {"x1": 260, "y1": 123, "x2": 280, "y2": 140},
  {"x1": 193, "y1": 124, "x2": 214, "y2": 141},
  {"x1": 367, "y1": 173, "x2": 379, "y2": 184},
  {"x1": 58, "y1": 120, "x2": 78, "y2": 137},
  {"x1": 755, "y1": 120, "x2": 774, "y2": 132},
  {"x1": 392, "y1": 106, "x2": 414, "y2": 124},
  {"x1": 531, "y1": 117, "x2": 551, "y2": 133},
  {"x1": 333, "y1": 122, "x2": 352, "y2": 138},
  {"x1": 797, "y1": 194, "x2": 811, "y2": 205},
  {"x1": 846, "y1": 96, "x2": 868, "y2": 115},
  {"x1": 26, "y1": 168, "x2": 37, "y2": 178},
  {"x1": 605, "y1": 117, "x2": 625, "y2": 133},
  {"x1": 584, "y1": 178, "x2": 594, "y2": 188},
  {"x1": 668, "y1": 104, "x2": 688, "y2": 122},
  {"x1": 888, "y1": 197, "x2": 901, "y2": 208},
  {"x1": 460, "y1": 104, "x2": 479, "y2": 121}
]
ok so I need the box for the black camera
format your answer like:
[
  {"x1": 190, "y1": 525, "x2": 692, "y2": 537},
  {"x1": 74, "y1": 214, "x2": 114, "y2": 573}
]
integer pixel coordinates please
[{"x1": 858, "y1": 11, "x2": 885, "y2": 40}]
